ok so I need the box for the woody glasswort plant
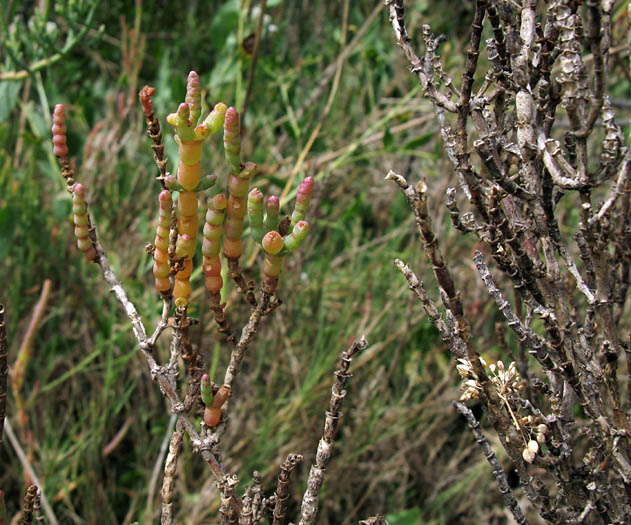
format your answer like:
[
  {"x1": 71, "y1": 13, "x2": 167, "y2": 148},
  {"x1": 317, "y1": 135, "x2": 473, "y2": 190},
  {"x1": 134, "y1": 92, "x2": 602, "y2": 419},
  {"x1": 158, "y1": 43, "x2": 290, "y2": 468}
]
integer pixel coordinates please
[
  {"x1": 387, "y1": 1, "x2": 631, "y2": 523},
  {"x1": 46, "y1": 70, "x2": 369, "y2": 524}
]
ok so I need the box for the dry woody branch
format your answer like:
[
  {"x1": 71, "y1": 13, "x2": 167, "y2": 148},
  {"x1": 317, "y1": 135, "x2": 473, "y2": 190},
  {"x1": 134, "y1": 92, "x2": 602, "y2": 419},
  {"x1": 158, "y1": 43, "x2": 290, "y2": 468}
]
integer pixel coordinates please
[{"x1": 388, "y1": 0, "x2": 631, "y2": 522}]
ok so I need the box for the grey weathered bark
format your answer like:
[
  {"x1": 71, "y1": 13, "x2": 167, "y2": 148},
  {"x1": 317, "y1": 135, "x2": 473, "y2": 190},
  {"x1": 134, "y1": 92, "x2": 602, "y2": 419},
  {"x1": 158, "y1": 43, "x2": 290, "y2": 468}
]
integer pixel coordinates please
[{"x1": 388, "y1": 0, "x2": 631, "y2": 522}]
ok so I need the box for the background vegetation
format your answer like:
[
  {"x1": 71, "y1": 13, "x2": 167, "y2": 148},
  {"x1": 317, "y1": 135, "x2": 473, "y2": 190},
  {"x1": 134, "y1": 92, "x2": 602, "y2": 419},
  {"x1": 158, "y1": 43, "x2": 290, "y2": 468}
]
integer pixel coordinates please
[{"x1": 1, "y1": 1, "x2": 628, "y2": 523}]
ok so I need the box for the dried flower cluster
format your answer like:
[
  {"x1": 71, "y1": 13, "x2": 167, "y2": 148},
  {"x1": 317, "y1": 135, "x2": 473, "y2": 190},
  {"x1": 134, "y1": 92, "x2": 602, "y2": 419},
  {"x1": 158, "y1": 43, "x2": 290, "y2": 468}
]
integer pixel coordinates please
[{"x1": 388, "y1": 0, "x2": 631, "y2": 523}]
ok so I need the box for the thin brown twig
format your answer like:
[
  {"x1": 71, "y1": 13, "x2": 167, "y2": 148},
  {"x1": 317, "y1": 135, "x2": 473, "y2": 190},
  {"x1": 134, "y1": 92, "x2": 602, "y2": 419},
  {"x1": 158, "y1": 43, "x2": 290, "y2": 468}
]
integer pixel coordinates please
[
  {"x1": 145, "y1": 413, "x2": 176, "y2": 522},
  {"x1": 241, "y1": 0, "x2": 267, "y2": 130},
  {"x1": 278, "y1": 0, "x2": 350, "y2": 207},
  {"x1": 454, "y1": 402, "x2": 528, "y2": 525},
  {"x1": 272, "y1": 453, "x2": 303, "y2": 525},
  {"x1": 298, "y1": 336, "x2": 368, "y2": 525},
  {"x1": 160, "y1": 417, "x2": 183, "y2": 525},
  {"x1": 22, "y1": 484, "x2": 38, "y2": 525},
  {"x1": 4, "y1": 420, "x2": 57, "y2": 525},
  {"x1": 11, "y1": 279, "x2": 52, "y2": 396}
]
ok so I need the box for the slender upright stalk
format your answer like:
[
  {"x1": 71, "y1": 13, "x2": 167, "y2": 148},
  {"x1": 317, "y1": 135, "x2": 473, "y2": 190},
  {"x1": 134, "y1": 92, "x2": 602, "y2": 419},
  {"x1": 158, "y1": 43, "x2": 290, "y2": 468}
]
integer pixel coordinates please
[
  {"x1": 298, "y1": 337, "x2": 367, "y2": 525},
  {"x1": 0, "y1": 305, "x2": 6, "y2": 445}
]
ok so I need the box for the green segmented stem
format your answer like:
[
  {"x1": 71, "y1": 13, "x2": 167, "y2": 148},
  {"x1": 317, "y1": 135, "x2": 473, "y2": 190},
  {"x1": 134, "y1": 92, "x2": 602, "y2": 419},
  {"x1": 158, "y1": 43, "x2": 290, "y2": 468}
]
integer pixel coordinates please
[
  {"x1": 248, "y1": 188, "x2": 264, "y2": 242},
  {"x1": 290, "y1": 176, "x2": 314, "y2": 229},
  {"x1": 186, "y1": 71, "x2": 201, "y2": 126},
  {"x1": 167, "y1": 103, "x2": 196, "y2": 141},
  {"x1": 224, "y1": 162, "x2": 256, "y2": 260},
  {"x1": 203, "y1": 194, "x2": 227, "y2": 294},
  {"x1": 201, "y1": 373, "x2": 213, "y2": 406},
  {"x1": 262, "y1": 231, "x2": 285, "y2": 294},
  {"x1": 196, "y1": 103, "x2": 227, "y2": 139},
  {"x1": 164, "y1": 175, "x2": 185, "y2": 192},
  {"x1": 171, "y1": 127, "x2": 203, "y2": 306},
  {"x1": 223, "y1": 106, "x2": 241, "y2": 174},
  {"x1": 72, "y1": 184, "x2": 96, "y2": 261},
  {"x1": 164, "y1": 72, "x2": 230, "y2": 307},
  {"x1": 265, "y1": 195, "x2": 280, "y2": 233},
  {"x1": 51, "y1": 104, "x2": 68, "y2": 158},
  {"x1": 153, "y1": 190, "x2": 172, "y2": 292},
  {"x1": 283, "y1": 220, "x2": 309, "y2": 252},
  {"x1": 176, "y1": 233, "x2": 194, "y2": 258}
]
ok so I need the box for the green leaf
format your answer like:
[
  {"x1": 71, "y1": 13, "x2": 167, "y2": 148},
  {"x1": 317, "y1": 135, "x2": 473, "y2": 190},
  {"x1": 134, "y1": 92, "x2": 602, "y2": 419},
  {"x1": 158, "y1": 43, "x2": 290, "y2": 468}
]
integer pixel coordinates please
[
  {"x1": 209, "y1": 0, "x2": 240, "y2": 50},
  {"x1": 387, "y1": 507, "x2": 422, "y2": 525},
  {"x1": 405, "y1": 131, "x2": 435, "y2": 149},
  {"x1": 0, "y1": 80, "x2": 23, "y2": 123},
  {"x1": 383, "y1": 126, "x2": 394, "y2": 151}
]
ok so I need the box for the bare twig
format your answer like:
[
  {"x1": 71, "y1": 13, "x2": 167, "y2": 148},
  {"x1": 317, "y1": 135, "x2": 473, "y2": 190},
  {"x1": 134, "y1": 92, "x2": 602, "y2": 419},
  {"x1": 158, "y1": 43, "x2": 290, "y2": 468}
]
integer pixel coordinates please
[
  {"x1": 298, "y1": 336, "x2": 368, "y2": 525},
  {"x1": 21, "y1": 485, "x2": 38, "y2": 525},
  {"x1": 160, "y1": 417, "x2": 183, "y2": 525},
  {"x1": 219, "y1": 475, "x2": 239, "y2": 525},
  {"x1": 145, "y1": 413, "x2": 176, "y2": 522},
  {"x1": 454, "y1": 402, "x2": 528, "y2": 525},
  {"x1": 4, "y1": 421, "x2": 57, "y2": 525},
  {"x1": 241, "y1": 0, "x2": 267, "y2": 129},
  {"x1": 12, "y1": 279, "x2": 52, "y2": 395},
  {"x1": 272, "y1": 453, "x2": 303, "y2": 525}
]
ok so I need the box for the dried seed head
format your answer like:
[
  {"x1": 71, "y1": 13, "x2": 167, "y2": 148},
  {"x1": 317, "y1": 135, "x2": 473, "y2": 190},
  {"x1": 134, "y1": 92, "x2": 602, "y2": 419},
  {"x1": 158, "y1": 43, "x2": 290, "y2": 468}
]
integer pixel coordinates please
[
  {"x1": 139, "y1": 85, "x2": 156, "y2": 116},
  {"x1": 527, "y1": 440, "x2": 539, "y2": 454},
  {"x1": 522, "y1": 447, "x2": 536, "y2": 464}
]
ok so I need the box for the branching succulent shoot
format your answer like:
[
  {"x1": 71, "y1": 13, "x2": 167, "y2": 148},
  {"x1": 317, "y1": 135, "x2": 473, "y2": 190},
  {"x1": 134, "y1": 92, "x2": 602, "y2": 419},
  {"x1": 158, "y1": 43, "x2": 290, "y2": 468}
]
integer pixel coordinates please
[
  {"x1": 200, "y1": 374, "x2": 230, "y2": 427},
  {"x1": 157, "y1": 71, "x2": 313, "y2": 307},
  {"x1": 165, "y1": 72, "x2": 225, "y2": 307},
  {"x1": 53, "y1": 72, "x2": 315, "y2": 313},
  {"x1": 45, "y1": 69, "x2": 374, "y2": 525},
  {"x1": 252, "y1": 176, "x2": 314, "y2": 294},
  {"x1": 153, "y1": 190, "x2": 172, "y2": 292}
]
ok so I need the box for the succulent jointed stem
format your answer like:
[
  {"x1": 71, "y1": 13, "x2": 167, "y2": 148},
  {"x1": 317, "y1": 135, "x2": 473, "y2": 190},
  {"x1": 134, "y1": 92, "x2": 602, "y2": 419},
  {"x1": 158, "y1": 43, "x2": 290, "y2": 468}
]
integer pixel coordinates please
[
  {"x1": 261, "y1": 231, "x2": 285, "y2": 294},
  {"x1": 164, "y1": 75, "x2": 228, "y2": 307},
  {"x1": 223, "y1": 109, "x2": 254, "y2": 262},
  {"x1": 51, "y1": 104, "x2": 69, "y2": 159},
  {"x1": 203, "y1": 194, "x2": 227, "y2": 295},
  {"x1": 154, "y1": 190, "x2": 173, "y2": 292},
  {"x1": 202, "y1": 381, "x2": 230, "y2": 427},
  {"x1": 223, "y1": 106, "x2": 241, "y2": 175},
  {"x1": 248, "y1": 188, "x2": 265, "y2": 242},
  {"x1": 72, "y1": 184, "x2": 97, "y2": 261},
  {"x1": 284, "y1": 220, "x2": 309, "y2": 253},
  {"x1": 264, "y1": 195, "x2": 280, "y2": 233},
  {"x1": 51, "y1": 103, "x2": 75, "y2": 183},
  {"x1": 290, "y1": 176, "x2": 314, "y2": 229},
  {"x1": 186, "y1": 71, "x2": 201, "y2": 127}
]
